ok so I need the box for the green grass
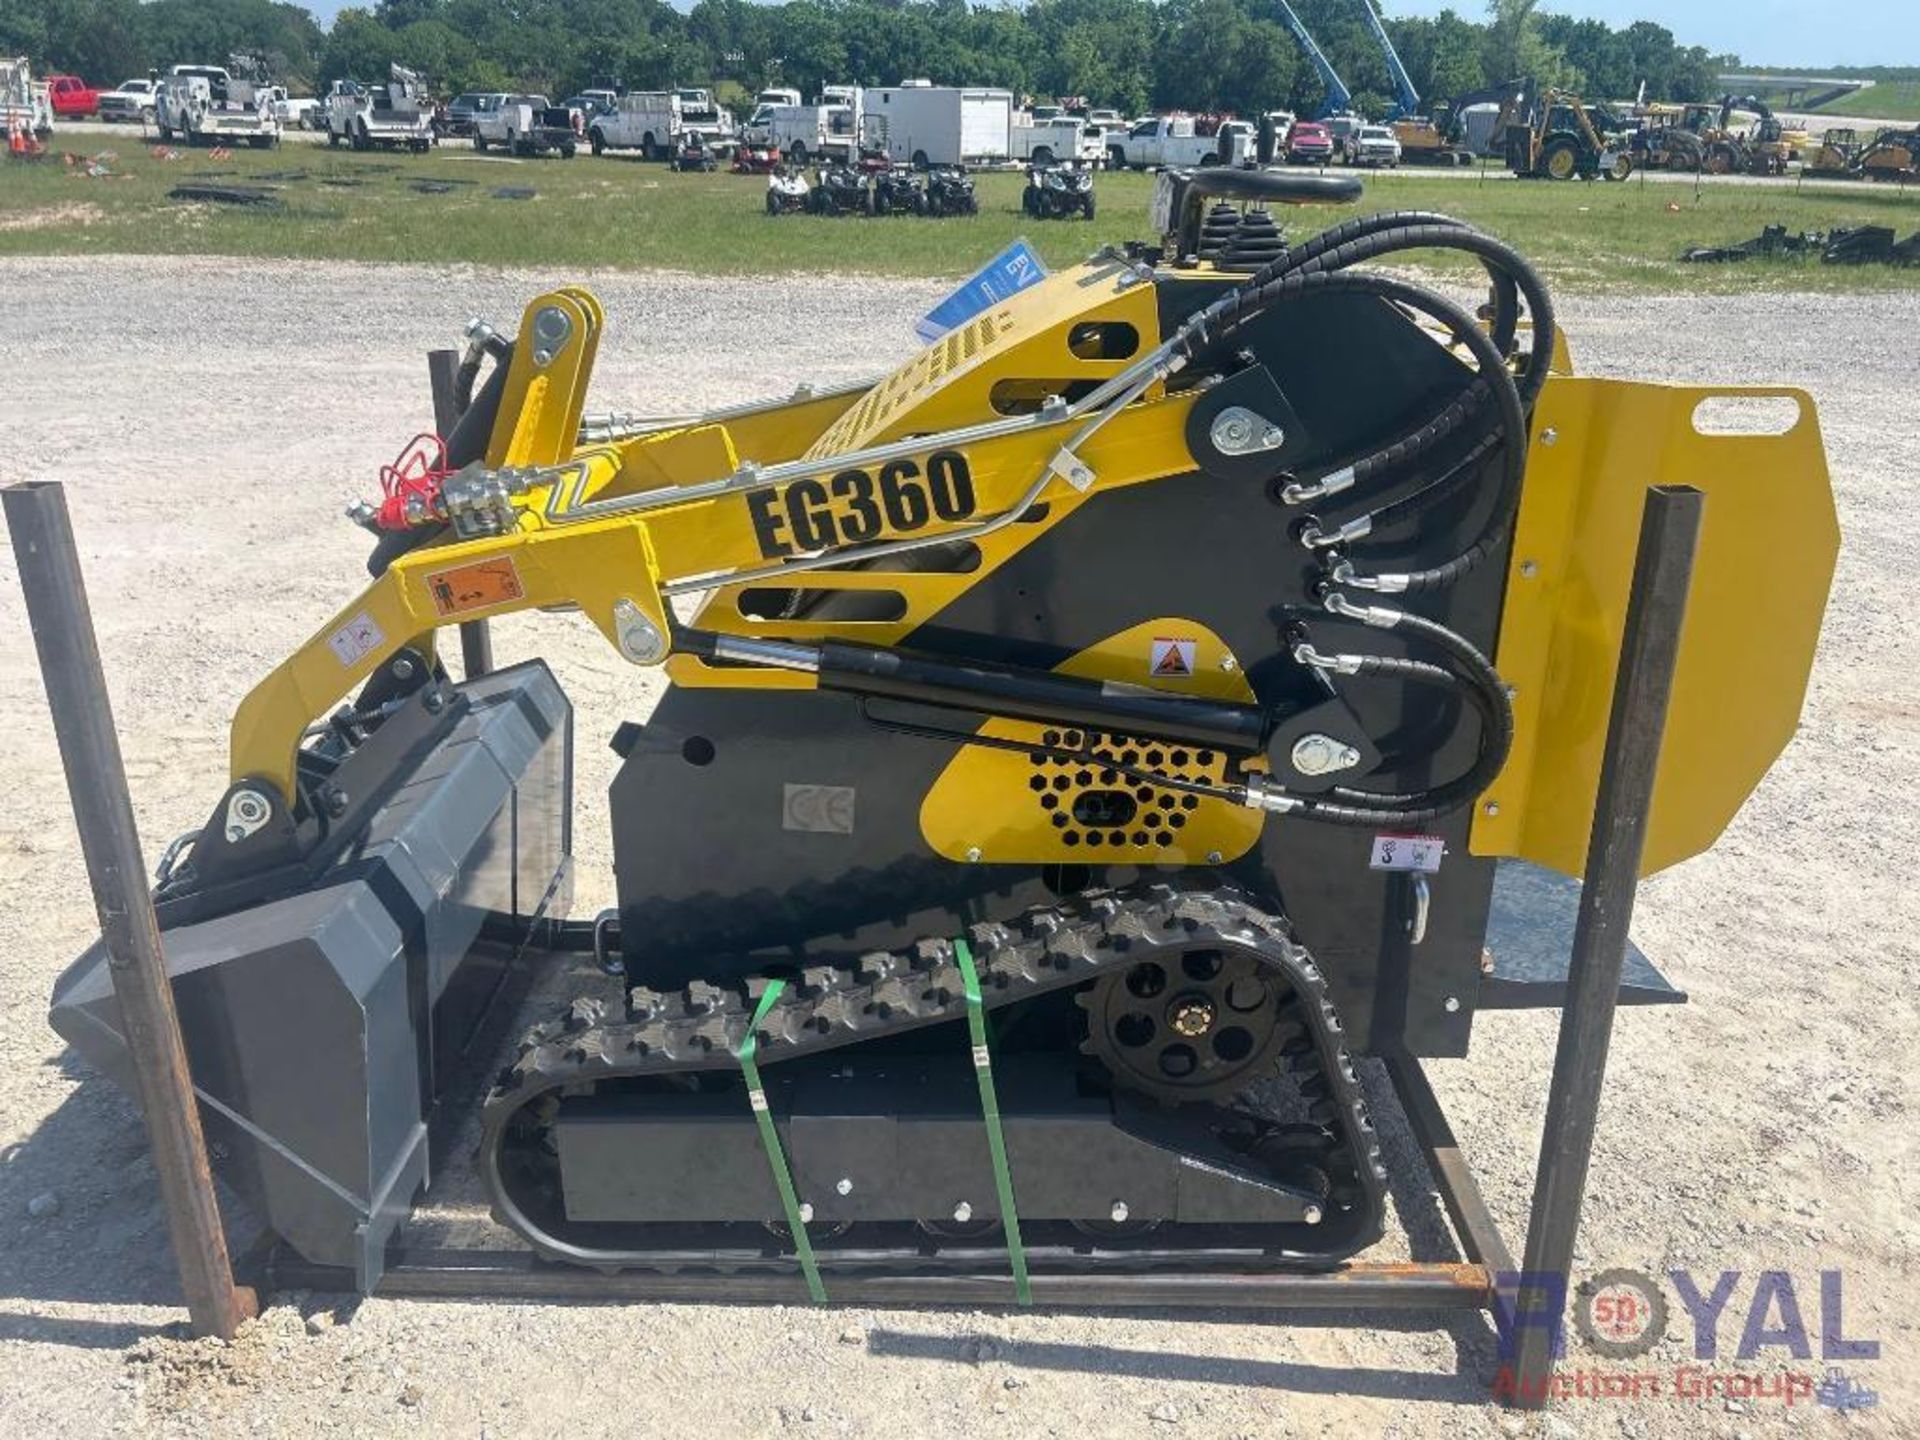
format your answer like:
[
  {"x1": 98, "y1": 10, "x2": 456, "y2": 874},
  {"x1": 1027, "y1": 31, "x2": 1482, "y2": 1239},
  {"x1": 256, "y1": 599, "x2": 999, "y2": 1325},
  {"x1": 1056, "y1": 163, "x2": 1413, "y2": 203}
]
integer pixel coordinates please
[
  {"x1": 3, "y1": 142, "x2": 1918, "y2": 292},
  {"x1": 1810, "y1": 83, "x2": 1920, "y2": 121}
]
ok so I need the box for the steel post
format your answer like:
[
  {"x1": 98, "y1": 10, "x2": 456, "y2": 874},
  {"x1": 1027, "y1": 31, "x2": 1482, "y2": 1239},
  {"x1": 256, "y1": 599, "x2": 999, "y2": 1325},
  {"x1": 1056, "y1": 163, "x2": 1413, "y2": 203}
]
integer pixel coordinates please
[
  {"x1": 4, "y1": 480, "x2": 257, "y2": 1339},
  {"x1": 429, "y1": 346, "x2": 493, "y2": 678},
  {"x1": 1508, "y1": 485, "x2": 1703, "y2": 1405}
]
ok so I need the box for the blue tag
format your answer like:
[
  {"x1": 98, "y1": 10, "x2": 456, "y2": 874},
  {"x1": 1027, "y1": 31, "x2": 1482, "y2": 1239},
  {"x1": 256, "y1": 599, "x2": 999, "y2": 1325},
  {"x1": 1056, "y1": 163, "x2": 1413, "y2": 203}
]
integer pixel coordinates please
[{"x1": 915, "y1": 239, "x2": 1049, "y2": 342}]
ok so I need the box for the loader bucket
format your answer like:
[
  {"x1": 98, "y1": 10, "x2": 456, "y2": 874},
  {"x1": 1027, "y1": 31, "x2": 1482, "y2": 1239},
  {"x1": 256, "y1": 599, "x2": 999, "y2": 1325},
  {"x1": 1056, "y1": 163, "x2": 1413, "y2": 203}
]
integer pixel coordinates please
[{"x1": 50, "y1": 662, "x2": 572, "y2": 1292}]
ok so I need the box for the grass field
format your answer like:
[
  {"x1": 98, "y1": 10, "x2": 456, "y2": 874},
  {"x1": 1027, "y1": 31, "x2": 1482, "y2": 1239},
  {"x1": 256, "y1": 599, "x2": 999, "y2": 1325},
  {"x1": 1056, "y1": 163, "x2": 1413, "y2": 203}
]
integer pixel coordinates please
[
  {"x1": 1810, "y1": 83, "x2": 1920, "y2": 122},
  {"x1": 3, "y1": 143, "x2": 1918, "y2": 291}
]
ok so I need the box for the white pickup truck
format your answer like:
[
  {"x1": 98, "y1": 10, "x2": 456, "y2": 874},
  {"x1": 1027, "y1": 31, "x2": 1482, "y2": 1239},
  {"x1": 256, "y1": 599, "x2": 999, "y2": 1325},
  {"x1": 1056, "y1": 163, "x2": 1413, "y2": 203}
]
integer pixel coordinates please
[
  {"x1": 1107, "y1": 115, "x2": 1251, "y2": 171},
  {"x1": 322, "y1": 66, "x2": 433, "y2": 153},
  {"x1": 586, "y1": 91, "x2": 679, "y2": 158},
  {"x1": 475, "y1": 94, "x2": 578, "y2": 157},
  {"x1": 153, "y1": 64, "x2": 280, "y2": 148},
  {"x1": 1011, "y1": 114, "x2": 1103, "y2": 167}
]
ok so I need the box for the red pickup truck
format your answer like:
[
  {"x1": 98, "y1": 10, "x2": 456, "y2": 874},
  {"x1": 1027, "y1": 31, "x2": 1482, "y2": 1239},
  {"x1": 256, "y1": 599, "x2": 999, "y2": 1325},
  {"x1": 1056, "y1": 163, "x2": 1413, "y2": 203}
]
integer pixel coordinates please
[{"x1": 45, "y1": 75, "x2": 101, "y2": 119}]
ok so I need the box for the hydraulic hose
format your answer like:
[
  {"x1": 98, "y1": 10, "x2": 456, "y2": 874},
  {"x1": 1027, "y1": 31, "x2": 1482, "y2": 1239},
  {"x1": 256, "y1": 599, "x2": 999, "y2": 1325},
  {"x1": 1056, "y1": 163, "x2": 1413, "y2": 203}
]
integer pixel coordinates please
[
  {"x1": 1282, "y1": 223, "x2": 1557, "y2": 409},
  {"x1": 1175, "y1": 269, "x2": 1528, "y2": 592},
  {"x1": 1245, "y1": 209, "x2": 1523, "y2": 358}
]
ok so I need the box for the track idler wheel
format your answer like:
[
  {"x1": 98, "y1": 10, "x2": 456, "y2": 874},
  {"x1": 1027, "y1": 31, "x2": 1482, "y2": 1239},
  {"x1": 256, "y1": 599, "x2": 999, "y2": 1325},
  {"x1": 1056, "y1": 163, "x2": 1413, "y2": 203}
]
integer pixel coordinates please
[{"x1": 1077, "y1": 948, "x2": 1302, "y2": 1105}]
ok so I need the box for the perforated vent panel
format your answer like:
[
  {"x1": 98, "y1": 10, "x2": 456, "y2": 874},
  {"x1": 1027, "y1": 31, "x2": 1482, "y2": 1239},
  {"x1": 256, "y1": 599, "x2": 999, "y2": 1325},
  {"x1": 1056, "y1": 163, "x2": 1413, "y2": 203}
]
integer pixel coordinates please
[{"x1": 804, "y1": 305, "x2": 1016, "y2": 460}]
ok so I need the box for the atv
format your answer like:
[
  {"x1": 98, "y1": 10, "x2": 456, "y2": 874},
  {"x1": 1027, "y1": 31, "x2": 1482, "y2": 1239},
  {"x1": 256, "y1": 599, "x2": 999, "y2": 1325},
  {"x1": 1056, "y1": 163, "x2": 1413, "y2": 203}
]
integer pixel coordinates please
[
  {"x1": 669, "y1": 135, "x2": 719, "y2": 173},
  {"x1": 924, "y1": 165, "x2": 979, "y2": 216},
  {"x1": 1023, "y1": 162, "x2": 1096, "y2": 220},
  {"x1": 870, "y1": 163, "x2": 929, "y2": 216},
  {"x1": 765, "y1": 164, "x2": 810, "y2": 215},
  {"x1": 807, "y1": 161, "x2": 870, "y2": 216}
]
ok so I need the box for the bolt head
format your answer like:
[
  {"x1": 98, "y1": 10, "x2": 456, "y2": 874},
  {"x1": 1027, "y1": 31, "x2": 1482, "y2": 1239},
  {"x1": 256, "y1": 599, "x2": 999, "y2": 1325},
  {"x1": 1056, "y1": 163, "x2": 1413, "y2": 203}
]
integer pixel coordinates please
[
  {"x1": 1520, "y1": 559, "x2": 1539, "y2": 578},
  {"x1": 965, "y1": 846, "x2": 982, "y2": 863},
  {"x1": 1303, "y1": 1204, "x2": 1324, "y2": 1226},
  {"x1": 1110, "y1": 1201, "x2": 1129, "y2": 1223},
  {"x1": 1541, "y1": 427, "x2": 1559, "y2": 446},
  {"x1": 1206, "y1": 850, "x2": 1224, "y2": 865},
  {"x1": 1482, "y1": 800, "x2": 1500, "y2": 817},
  {"x1": 797, "y1": 1202, "x2": 814, "y2": 1223},
  {"x1": 952, "y1": 1201, "x2": 973, "y2": 1223},
  {"x1": 224, "y1": 825, "x2": 246, "y2": 843},
  {"x1": 835, "y1": 1177, "x2": 853, "y2": 1196},
  {"x1": 1444, "y1": 995, "x2": 1461, "y2": 1013},
  {"x1": 1219, "y1": 655, "x2": 1238, "y2": 673},
  {"x1": 391, "y1": 657, "x2": 416, "y2": 680}
]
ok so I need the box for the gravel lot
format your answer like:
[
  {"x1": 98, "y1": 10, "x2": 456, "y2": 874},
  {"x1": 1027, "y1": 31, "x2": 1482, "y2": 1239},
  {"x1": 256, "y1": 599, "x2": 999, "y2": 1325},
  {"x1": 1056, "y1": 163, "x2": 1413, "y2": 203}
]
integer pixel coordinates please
[{"x1": 0, "y1": 256, "x2": 1914, "y2": 1439}]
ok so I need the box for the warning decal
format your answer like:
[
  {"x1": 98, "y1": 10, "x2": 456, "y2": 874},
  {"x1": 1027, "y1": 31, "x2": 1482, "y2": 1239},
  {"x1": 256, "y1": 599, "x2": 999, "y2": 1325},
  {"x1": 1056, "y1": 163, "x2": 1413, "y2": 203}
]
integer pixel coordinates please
[
  {"x1": 1149, "y1": 637, "x2": 1197, "y2": 679},
  {"x1": 425, "y1": 557, "x2": 524, "y2": 617},
  {"x1": 327, "y1": 611, "x2": 386, "y2": 668}
]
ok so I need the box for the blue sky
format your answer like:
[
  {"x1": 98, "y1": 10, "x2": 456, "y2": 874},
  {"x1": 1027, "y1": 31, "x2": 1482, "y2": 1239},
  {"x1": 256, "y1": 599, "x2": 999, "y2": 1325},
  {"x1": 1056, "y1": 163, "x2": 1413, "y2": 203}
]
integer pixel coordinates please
[{"x1": 1383, "y1": 1, "x2": 1914, "y2": 69}]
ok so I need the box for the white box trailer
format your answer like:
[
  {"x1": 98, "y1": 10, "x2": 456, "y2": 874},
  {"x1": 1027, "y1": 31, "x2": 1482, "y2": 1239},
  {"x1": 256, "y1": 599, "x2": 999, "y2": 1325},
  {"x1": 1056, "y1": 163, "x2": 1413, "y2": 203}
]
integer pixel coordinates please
[{"x1": 866, "y1": 82, "x2": 1012, "y2": 168}]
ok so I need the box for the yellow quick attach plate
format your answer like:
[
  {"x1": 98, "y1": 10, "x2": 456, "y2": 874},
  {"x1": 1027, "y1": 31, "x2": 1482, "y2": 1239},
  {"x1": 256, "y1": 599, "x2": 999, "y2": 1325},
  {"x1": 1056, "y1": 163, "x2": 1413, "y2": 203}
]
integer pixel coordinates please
[
  {"x1": 1471, "y1": 382, "x2": 1838, "y2": 878},
  {"x1": 920, "y1": 621, "x2": 1265, "y2": 865}
]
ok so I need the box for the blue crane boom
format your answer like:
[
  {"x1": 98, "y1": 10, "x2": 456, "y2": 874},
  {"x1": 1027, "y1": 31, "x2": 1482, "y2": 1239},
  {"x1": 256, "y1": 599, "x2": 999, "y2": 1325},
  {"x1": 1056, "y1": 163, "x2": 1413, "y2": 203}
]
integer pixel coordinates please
[
  {"x1": 1356, "y1": 0, "x2": 1422, "y2": 119},
  {"x1": 1272, "y1": 0, "x2": 1354, "y2": 118}
]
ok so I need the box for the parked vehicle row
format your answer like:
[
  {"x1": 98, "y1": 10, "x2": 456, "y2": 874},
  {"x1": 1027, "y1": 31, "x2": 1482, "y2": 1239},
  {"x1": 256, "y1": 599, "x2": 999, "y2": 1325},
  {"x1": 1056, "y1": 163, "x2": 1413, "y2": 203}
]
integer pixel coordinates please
[{"x1": 764, "y1": 158, "x2": 979, "y2": 217}]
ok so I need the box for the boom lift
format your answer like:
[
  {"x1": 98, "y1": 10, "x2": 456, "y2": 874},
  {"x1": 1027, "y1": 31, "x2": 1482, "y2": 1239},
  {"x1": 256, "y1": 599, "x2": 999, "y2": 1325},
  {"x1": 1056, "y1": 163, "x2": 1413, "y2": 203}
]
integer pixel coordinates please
[
  {"x1": 1273, "y1": 0, "x2": 1355, "y2": 119},
  {"x1": 47, "y1": 175, "x2": 1833, "y2": 1307}
]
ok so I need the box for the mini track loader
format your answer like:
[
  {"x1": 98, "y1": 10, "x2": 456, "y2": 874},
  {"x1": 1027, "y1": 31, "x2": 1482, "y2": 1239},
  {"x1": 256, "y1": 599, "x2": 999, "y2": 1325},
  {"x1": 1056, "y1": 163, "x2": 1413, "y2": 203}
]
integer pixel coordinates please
[{"x1": 50, "y1": 173, "x2": 1836, "y2": 1303}]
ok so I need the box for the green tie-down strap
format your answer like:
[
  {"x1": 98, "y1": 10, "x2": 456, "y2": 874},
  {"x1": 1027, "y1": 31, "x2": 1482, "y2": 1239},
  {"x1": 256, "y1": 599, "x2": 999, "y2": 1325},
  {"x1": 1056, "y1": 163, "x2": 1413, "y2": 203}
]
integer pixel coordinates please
[
  {"x1": 953, "y1": 937, "x2": 1033, "y2": 1306},
  {"x1": 736, "y1": 980, "x2": 828, "y2": 1304}
]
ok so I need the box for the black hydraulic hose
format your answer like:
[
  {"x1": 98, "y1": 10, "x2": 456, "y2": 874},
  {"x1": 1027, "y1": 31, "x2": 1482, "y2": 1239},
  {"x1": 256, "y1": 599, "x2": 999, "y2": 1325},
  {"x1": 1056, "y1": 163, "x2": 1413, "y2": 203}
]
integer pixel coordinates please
[
  {"x1": 1178, "y1": 269, "x2": 1528, "y2": 590},
  {"x1": 1346, "y1": 432, "x2": 1504, "y2": 535},
  {"x1": 1245, "y1": 209, "x2": 1522, "y2": 358},
  {"x1": 1287, "y1": 642, "x2": 1512, "y2": 828},
  {"x1": 1284, "y1": 223, "x2": 1557, "y2": 409},
  {"x1": 1320, "y1": 638, "x2": 1511, "y2": 813}
]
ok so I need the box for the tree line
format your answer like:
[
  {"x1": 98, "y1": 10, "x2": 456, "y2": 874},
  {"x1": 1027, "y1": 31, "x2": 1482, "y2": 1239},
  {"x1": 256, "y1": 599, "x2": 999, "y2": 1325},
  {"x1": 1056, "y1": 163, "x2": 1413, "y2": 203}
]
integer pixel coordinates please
[{"x1": 1, "y1": 0, "x2": 1727, "y2": 118}]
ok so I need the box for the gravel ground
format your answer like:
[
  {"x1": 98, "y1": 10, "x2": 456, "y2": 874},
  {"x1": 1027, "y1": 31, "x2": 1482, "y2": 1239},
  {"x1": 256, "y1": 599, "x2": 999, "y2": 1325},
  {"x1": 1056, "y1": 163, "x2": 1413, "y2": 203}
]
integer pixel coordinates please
[{"x1": 0, "y1": 256, "x2": 1914, "y2": 1439}]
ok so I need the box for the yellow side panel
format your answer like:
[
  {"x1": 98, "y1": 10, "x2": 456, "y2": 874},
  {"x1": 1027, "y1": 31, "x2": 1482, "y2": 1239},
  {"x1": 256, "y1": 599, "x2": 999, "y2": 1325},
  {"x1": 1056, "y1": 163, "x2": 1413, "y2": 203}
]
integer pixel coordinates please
[
  {"x1": 1471, "y1": 380, "x2": 1837, "y2": 877},
  {"x1": 920, "y1": 621, "x2": 1264, "y2": 865}
]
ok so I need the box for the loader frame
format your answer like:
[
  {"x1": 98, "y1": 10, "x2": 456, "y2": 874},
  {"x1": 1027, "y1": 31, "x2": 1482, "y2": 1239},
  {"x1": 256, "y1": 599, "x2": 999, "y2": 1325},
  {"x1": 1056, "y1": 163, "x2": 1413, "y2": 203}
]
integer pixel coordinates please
[{"x1": 6, "y1": 462, "x2": 1700, "y2": 1410}]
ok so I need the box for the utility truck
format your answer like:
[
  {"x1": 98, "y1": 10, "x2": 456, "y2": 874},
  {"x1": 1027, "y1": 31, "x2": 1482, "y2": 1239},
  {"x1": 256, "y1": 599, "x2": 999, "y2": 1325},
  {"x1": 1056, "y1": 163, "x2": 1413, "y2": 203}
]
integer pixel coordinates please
[
  {"x1": 865, "y1": 82, "x2": 1012, "y2": 168},
  {"x1": 323, "y1": 65, "x2": 434, "y2": 152},
  {"x1": 475, "y1": 93, "x2": 578, "y2": 157},
  {"x1": 1108, "y1": 114, "x2": 1251, "y2": 170},
  {"x1": 748, "y1": 88, "x2": 865, "y2": 164},
  {"x1": 1012, "y1": 112, "x2": 1103, "y2": 166},
  {"x1": 1, "y1": 56, "x2": 53, "y2": 139},
  {"x1": 675, "y1": 87, "x2": 735, "y2": 148},
  {"x1": 586, "y1": 91, "x2": 680, "y2": 157},
  {"x1": 153, "y1": 60, "x2": 280, "y2": 148}
]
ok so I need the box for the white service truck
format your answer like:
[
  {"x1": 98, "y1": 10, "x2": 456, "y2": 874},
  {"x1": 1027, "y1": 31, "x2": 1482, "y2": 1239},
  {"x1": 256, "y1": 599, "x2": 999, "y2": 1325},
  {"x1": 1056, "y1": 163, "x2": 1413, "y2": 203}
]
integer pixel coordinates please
[
  {"x1": 674, "y1": 87, "x2": 735, "y2": 148},
  {"x1": 474, "y1": 94, "x2": 578, "y2": 157},
  {"x1": 2, "y1": 55, "x2": 53, "y2": 140},
  {"x1": 1107, "y1": 114, "x2": 1251, "y2": 170},
  {"x1": 322, "y1": 65, "x2": 434, "y2": 152},
  {"x1": 153, "y1": 63, "x2": 280, "y2": 148},
  {"x1": 586, "y1": 91, "x2": 680, "y2": 157},
  {"x1": 749, "y1": 88, "x2": 865, "y2": 164},
  {"x1": 1011, "y1": 113, "x2": 1102, "y2": 166},
  {"x1": 865, "y1": 82, "x2": 1012, "y2": 168}
]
